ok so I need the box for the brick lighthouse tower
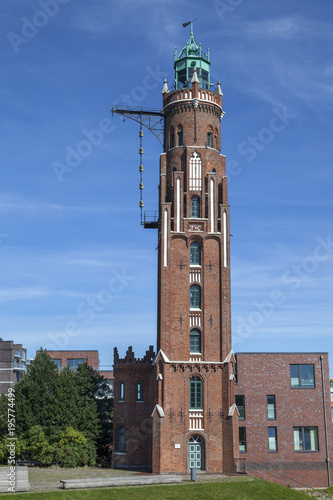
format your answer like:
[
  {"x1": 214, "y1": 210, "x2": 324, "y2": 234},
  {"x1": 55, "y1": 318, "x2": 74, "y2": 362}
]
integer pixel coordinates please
[{"x1": 113, "y1": 24, "x2": 239, "y2": 473}]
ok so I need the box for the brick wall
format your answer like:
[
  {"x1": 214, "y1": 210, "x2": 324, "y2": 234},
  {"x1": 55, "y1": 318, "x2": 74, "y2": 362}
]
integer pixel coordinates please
[
  {"x1": 46, "y1": 350, "x2": 100, "y2": 370},
  {"x1": 235, "y1": 352, "x2": 333, "y2": 488}
]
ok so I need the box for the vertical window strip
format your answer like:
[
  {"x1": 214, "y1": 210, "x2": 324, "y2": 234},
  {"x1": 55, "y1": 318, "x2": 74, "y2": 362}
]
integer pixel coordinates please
[
  {"x1": 164, "y1": 209, "x2": 168, "y2": 267},
  {"x1": 176, "y1": 178, "x2": 181, "y2": 232},
  {"x1": 223, "y1": 212, "x2": 227, "y2": 267},
  {"x1": 210, "y1": 179, "x2": 214, "y2": 233}
]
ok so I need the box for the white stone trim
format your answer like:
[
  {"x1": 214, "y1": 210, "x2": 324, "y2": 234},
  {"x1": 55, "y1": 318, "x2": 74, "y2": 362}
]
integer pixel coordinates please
[
  {"x1": 164, "y1": 209, "x2": 168, "y2": 267},
  {"x1": 223, "y1": 211, "x2": 227, "y2": 267}
]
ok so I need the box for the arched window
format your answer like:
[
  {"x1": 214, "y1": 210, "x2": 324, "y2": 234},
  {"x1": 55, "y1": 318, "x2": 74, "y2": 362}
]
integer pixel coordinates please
[
  {"x1": 191, "y1": 196, "x2": 200, "y2": 218},
  {"x1": 189, "y1": 376, "x2": 202, "y2": 409},
  {"x1": 116, "y1": 426, "x2": 126, "y2": 453},
  {"x1": 190, "y1": 284, "x2": 201, "y2": 309},
  {"x1": 189, "y1": 152, "x2": 202, "y2": 190},
  {"x1": 169, "y1": 127, "x2": 174, "y2": 149},
  {"x1": 207, "y1": 132, "x2": 212, "y2": 148},
  {"x1": 190, "y1": 242, "x2": 201, "y2": 266},
  {"x1": 190, "y1": 329, "x2": 201, "y2": 353},
  {"x1": 177, "y1": 126, "x2": 183, "y2": 146}
]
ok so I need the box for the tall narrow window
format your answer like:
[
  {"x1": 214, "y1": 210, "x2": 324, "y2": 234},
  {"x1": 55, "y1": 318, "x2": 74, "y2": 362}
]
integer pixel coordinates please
[
  {"x1": 116, "y1": 426, "x2": 126, "y2": 453},
  {"x1": 177, "y1": 126, "x2": 183, "y2": 146},
  {"x1": 119, "y1": 382, "x2": 125, "y2": 402},
  {"x1": 191, "y1": 196, "x2": 200, "y2": 218},
  {"x1": 136, "y1": 382, "x2": 144, "y2": 402},
  {"x1": 239, "y1": 427, "x2": 246, "y2": 452},
  {"x1": 267, "y1": 395, "x2": 276, "y2": 420},
  {"x1": 207, "y1": 132, "x2": 212, "y2": 147},
  {"x1": 268, "y1": 427, "x2": 277, "y2": 452},
  {"x1": 235, "y1": 395, "x2": 245, "y2": 420},
  {"x1": 170, "y1": 128, "x2": 175, "y2": 149},
  {"x1": 190, "y1": 329, "x2": 201, "y2": 353},
  {"x1": 190, "y1": 242, "x2": 201, "y2": 266},
  {"x1": 190, "y1": 284, "x2": 201, "y2": 309},
  {"x1": 189, "y1": 376, "x2": 202, "y2": 409},
  {"x1": 189, "y1": 152, "x2": 202, "y2": 191}
]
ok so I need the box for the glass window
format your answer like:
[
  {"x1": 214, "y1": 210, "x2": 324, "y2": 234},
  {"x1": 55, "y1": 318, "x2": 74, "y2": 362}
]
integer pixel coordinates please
[
  {"x1": 293, "y1": 426, "x2": 318, "y2": 451},
  {"x1": 177, "y1": 128, "x2": 183, "y2": 147},
  {"x1": 119, "y1": 382, "x2": 125, "y2": 401},
  {"x1": 191, "y1": 196, "x2": 200, "y2": 218},
  {"x1": 190, "y1": 284, "x2": 201, "y2": 309},
  {"x1": 207, "y1": 132, "x2": 212, "y2": 147},
  {"x1": 290, "y1": 364, "x2": 314, "y2": 388},
  {"x1": 116, "y1": 426, "x2": 126, "y2": 453},
  {"x1": 267, "y1": 395, "x2": 276, "y2": 420},
  {"x1": 53, "y1": 359, "x2": 62, "y2": 370},
  {"x1": 190, "y1": 329, "x2": 201, "y2": 353},
  {"x1": 189, "y1": 376, "x2": 202, "y2": 409},
  {"x1": 67, "y1": 358, "x2": 84, "y2": 370},
  {"x1": 268, "y1": 427, "x2": 277, "y2": 452},
  {"x1": 136, "y1": 382, "x2": 144, "y2": 402},
  {"x1": 235, "y1": 395, "x2": 245, "y2": 420},
  {"x1": 190, "y1": 242, "x2": 201, "y2": 266},
  {"x1": 239, "y1": 427, "x2": 246, "y2": 452},
  {"x1": 170, "y1": 130, "x2": 174, "y2": 149}
]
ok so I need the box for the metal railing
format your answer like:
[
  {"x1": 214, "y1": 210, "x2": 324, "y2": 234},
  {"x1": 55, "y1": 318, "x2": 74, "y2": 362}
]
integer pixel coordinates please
[{"x1": 234, "y1": 459, "x2": 327, "y2": 499}]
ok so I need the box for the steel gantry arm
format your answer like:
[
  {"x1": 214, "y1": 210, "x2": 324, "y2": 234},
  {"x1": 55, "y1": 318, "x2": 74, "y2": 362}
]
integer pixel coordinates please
[{"x1": 111, "y1": 106, "x2": 165, "y2": 148}]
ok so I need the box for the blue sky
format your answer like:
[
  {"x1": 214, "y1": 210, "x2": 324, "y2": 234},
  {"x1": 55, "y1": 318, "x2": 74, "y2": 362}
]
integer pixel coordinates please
[{"x1": 0, "y1": 0, "x2": 332, "y2": 372}]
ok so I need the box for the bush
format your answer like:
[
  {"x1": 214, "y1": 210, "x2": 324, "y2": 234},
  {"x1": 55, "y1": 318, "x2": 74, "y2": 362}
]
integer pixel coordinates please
[
  {"x1": 26, "y1": 425, "x2": 55, "y2": 465},
  {"x1": 54, "y1": 427, "x2": 96, "y2": 468}
]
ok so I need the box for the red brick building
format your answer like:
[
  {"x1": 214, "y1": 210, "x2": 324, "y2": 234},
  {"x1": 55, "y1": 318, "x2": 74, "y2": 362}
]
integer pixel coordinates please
[
  {"x1": 112, "y1": 26, "x2": 333, "y2": 487},
  {"x1": 234, "y1": 353, "x2": 332, "y2": 487},
  {"x1": 45, "y1": 350, "x2": 114, "y2": 396},
  {"x1": 113, "y1": 25, "x2": 238, "y2": 473}
]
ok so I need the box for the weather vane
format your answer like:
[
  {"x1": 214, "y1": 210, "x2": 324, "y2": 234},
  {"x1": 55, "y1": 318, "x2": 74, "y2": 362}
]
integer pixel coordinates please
[{"x1": 182, "y1": 19, "x2": 198, "y2": 28}]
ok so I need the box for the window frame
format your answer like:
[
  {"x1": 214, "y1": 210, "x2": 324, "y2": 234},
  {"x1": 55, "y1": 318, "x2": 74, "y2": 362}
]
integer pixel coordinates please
[
  {"x1": 239, "y1": 427, "x2": 246, "y2": 453},
  {"x1": 119, "y1": 382, "x2": 125, "y2": 402},
  {"x1": 268, "y1": 427, "x2": 278, "y2": 452},
  {"x1": 267, "y1": 395, "x2": 276, "y2": 420},
  {"x1": 191, "y1": 196, "x2": 200, "y2": 218},
  {"x1": 190, "y1": 241, "x2": 201, "y2": 266},
  {"x1": 207, "y1": 132, "x2": 212, "y2": 148},
  {"x1": 190, "y1": 329, "x2": 201, "y2": 354},
  {"x1": 136, "y1": 382, "x2": 144, "y2": 402},
  {"x1": 67, "y1": 358, "x2": 84, "y2": 370},
  {"x1": 177, "y1": 128, "x2": 183, "y2": 147},
  {"x1": 189, "y1": 376, "x2": 202, "y2": 410},
  {"x1": 290, "y1": 364, "x2": 315, "y2": 388},
  {"x1": 116, "y1": 426, "x2": 126, "y2": 453},
  {"x1": 293, "y1": 426, "x2": 319, "y2": 452},
  {"x1": 190, "y1": 284, "x2": 201, "y2": 310},
  {"x1": 235, "y1": 395, "x2": 245, "y2": 420}
]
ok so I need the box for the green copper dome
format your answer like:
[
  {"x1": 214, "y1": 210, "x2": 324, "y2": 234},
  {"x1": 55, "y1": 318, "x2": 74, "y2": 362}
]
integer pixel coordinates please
[{"x1": 174, "y1": 23, "x2": 210, "y2": 90}]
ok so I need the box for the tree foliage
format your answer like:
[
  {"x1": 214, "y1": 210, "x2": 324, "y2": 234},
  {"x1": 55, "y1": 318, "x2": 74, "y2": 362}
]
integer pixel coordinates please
[{"x1": 9, "y1": 349, "x2": 113, "y2": 467}]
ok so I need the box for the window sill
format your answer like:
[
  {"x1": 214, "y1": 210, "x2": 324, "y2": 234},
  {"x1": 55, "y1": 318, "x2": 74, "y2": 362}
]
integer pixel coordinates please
[
  {"x1": 136, "y1": 400, "x2": 144, "y2": 403},
  {"x1": 294, "y1": 450, "x2": 319, "y2": 453},
  {"x1": 114, "y1": 452, "x2": 126, "y2": 456}
]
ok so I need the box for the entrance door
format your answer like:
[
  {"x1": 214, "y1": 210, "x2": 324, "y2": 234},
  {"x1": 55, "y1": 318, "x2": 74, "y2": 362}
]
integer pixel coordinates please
[{"x1": 188, "y1": 436, "x2": 203, "y2": 470}]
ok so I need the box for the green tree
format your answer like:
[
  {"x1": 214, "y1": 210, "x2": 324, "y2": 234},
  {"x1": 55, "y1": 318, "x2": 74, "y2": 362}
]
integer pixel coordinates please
[
  {"x1": 15, "y1": 349, "x2": 59, "y2": 438},
  {"x1": 55, "y1": 427, "x2": 96, "y2": 468},
  {"x1": 14, "y1": 350, "x2": 112, "y2": 466}
]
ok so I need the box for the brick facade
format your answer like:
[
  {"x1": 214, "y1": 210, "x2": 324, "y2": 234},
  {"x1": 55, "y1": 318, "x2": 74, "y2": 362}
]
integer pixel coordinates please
[
  {"x1": 46, "y1": 350, "x2": 100, "y2": 370},
  {"x1": 235, "y1": 353, "x2": 333, "y2": 487}
]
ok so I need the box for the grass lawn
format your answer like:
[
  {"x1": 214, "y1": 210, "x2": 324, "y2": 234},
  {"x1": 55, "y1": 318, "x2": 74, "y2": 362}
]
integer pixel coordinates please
[{"x1": 7, "y1": 479, "x2": 310, "y2": 499}]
